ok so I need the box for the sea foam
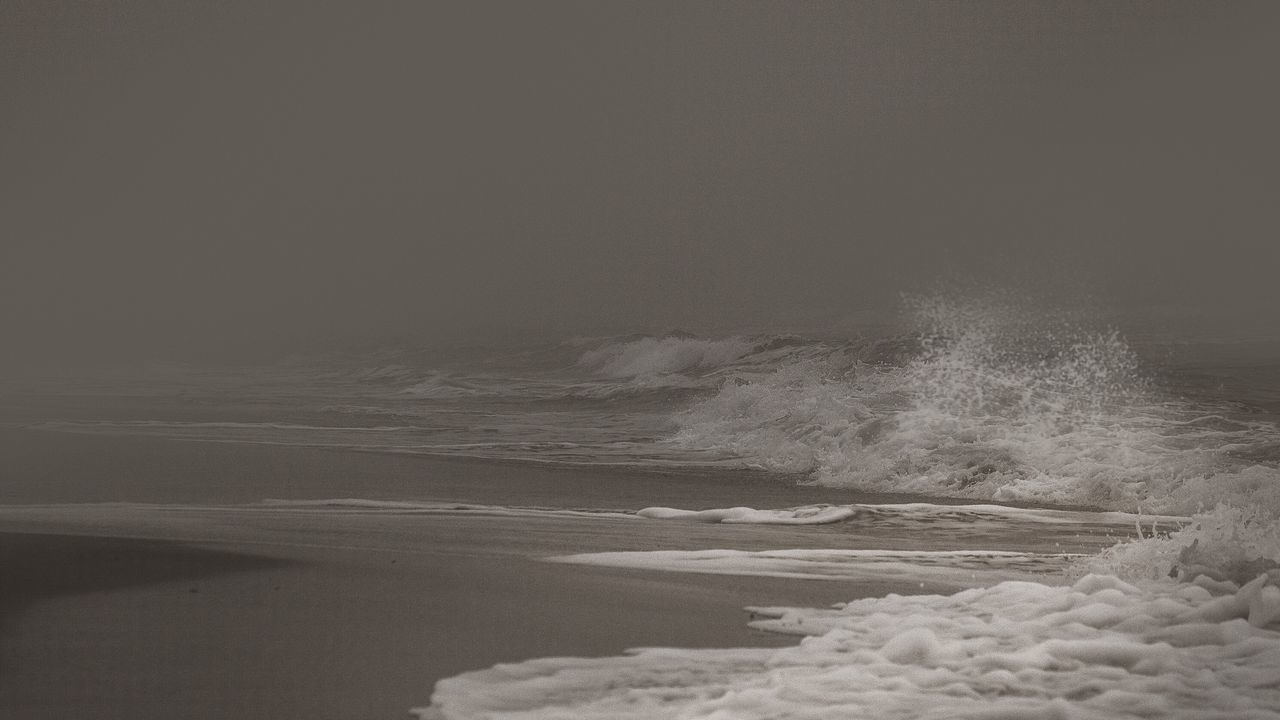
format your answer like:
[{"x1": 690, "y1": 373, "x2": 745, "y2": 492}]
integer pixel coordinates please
[
  {"x1": 415, "y1": 573, "x2": 1280, "y2": 720},
  {"x1": 1072, "y1": 503, "x2": 1280, "y2": 587},
  {"x1": 550, "y1": 548, "x2": 1079, "y2": 585}
]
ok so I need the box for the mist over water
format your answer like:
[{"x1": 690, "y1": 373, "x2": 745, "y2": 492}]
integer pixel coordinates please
[
  {"x1": 10, "y1": 293, "x2": 1280, "y2": 519},
  {"x1": 4, "y1": 2, "x2": 1280, "y2": 369},
  {"x1": 5, "y1": 5, "x2": 1280, "y2": 718}
]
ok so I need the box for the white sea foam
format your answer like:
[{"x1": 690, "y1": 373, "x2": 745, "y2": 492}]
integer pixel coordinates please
[
  {"x1": 415, "y1": 573, "x2": 1280, "y2": 720},
  {"x1": 550, "y1": 548, "x2": 1079, "y2": 584},
  {"x1": 635, "y1": 502, "x2": 1186, "y2": 528},
  {"x1": 636, "y1": 505, "x2": 860, "y2": 524},
  {"x1": 1073, "y1": 503, "x2": 1280, "y2": 587}
]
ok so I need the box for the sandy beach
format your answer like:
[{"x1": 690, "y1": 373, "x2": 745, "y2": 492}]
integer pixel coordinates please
[
  {"x1": 0, "y1": 429, "x2": 968, "y2": 719},
  {"x1": 0, "y1": 516, "x2": 935, "y2": 720},
  {"x1": 0, "y1": 420, "x2": 1258, "y2": 719},
  {"x1": 0, "y1": 530, "x2": 855, "y2": 719}
]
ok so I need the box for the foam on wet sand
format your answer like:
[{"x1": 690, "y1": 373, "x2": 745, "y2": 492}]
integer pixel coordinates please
[
  {"x1": 550, "y1": 548, "x2": 1079, "y2": 584},
  {"x1": 418, "y1": 574, "x2": 1280, "y2": 720}
]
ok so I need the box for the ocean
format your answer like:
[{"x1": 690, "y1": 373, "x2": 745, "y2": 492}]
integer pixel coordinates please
[
  {"x1": 5, "y1": 295, "x2": 1280, "y2": 718},
  {"x1": 9, "y1": 296, "x2": 1280, "y2": 514}
]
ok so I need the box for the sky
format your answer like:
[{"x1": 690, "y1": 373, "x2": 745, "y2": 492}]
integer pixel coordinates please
[{"x1": 2, "y1": 1, "x2": 1278, "y2": 366}]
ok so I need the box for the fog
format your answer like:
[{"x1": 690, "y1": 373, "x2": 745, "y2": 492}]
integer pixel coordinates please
[{"x1": 3, "y1": 1, "x2": 1278, "y2": 367}]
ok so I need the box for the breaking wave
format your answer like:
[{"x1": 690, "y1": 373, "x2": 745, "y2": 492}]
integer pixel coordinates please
[
  {"x1": 20, "y1": 294, "x2": 1280, "y2": 518},
  {"x1": 577, "y1": 335, "x2": 758, "y2": 378},
  {"x1": 671, "y1": 295, "x2": 1280, "y2": 515},
  {"x1": 1074, "y1": 502, "x2": 1280, "y2": 587}
]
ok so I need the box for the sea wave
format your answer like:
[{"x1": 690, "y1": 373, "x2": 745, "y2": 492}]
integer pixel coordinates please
[
  {"x1": 670, "y1": 296, "x2": 1280, "y2": 515},
  {"x1": 577, "y1": 335, "x2": 759, "y2": 378},
  {"x1": 18, "y1": 295, "x2": 1280, "y2": 523},
  {"x1": 1073, "y1": 502, "x2": 1280, "y2": 587}
]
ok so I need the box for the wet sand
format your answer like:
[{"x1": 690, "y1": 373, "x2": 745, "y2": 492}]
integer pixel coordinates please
[
  {"x1": 0, "y1": 428, "x2": 928, "y2": 719},
  {"x1": 0, "y1": 429, "x2": 1113, "y2": 719},
  {"x1": 0, "y1": 521, "x2": 922, "y2": 720}
]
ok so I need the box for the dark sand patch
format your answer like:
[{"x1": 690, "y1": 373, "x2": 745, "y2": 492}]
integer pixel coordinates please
[{"x1": 0, "y1": 532, "x2": 290, "y2": 620}]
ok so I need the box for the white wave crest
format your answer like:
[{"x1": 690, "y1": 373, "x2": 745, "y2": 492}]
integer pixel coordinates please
[
  {"x1": 578, "y1": 336, "x2": 758, "y2": 378},
  {"x1": 1073, "y1": 502, "x2": 1280, "y2": 587},
  {"x1": 672, "y1": 296, "x2": 1280, "y2": 514},
  {"x1": 401, "y1": 373, "x2": 490, "y2": 398}
]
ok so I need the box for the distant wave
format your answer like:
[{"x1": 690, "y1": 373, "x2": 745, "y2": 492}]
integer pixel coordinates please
[
  {"x1": 401, "y1": 372, "x2": 493, "y2": 398},
  {"x1": 577, "y1": 335, "x2": 759, "y2": 378},
  {"x1": 322, "y1": 331, "x2": 913, "y2": 404}
]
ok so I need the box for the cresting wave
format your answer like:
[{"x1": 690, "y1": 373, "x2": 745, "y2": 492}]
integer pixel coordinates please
[
  {"x1": 17, "y1": 296, "x2": 1280, "y2": 517},
  {"x1": 661, "y1": 297, "x2": 1280, "y2": 516},
  {"x1": 576, "y1": 334, "x2": 759, "y2": 379}
]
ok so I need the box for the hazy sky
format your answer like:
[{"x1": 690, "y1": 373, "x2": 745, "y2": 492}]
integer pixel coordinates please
[{"x1": 3, "y1": 1, "x2": 1278, "y2": 365}]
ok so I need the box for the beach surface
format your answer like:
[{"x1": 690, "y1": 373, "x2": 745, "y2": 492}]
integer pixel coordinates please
[
  {"x1": 0, "y1": 526, "x2": 891, "y2": 720},
  {"x1": 4, "y1": 310, "x2": 1278, "y2": 719},
  {"x1": 0, "y1": 429, "x2": 1067, "y2": 720}
]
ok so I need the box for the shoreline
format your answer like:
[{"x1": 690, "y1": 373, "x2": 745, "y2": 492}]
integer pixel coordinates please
[
  {"x1": 1, "y1": 426, "x2": 1107, "y2": 513},
  {"x1": 0, "y1": 519, "x2": 931, "y2": 720},
  {"x1": 0, "y1": 428, "x2": 1127, "y2": 719}
]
